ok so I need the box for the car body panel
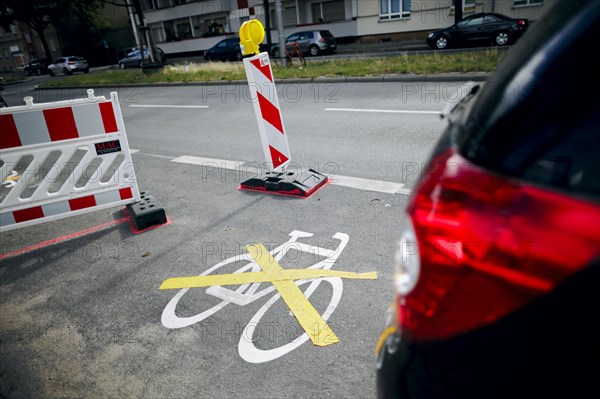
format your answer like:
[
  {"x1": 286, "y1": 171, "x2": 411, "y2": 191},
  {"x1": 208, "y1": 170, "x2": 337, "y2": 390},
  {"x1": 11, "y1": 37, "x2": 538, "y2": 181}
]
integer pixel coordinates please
[
  {"x1": 380, "y1": 1, "x2": 600, "y2": 397},
  {"x1": 204, "y1": 38, "x2": 242, "y2": 61},
  {"x1": 272, "y1": 30, "x2": 336, "y2": 57},
  {"x1": 118, "y1": 48, "x2": 166, "y2": 68},
  {"x1": 24, "y1": 59, "x2": 49, "y2": 75},
  {"x1": 426, "y1": 13, "x2": 528, "y2": 49},
  {"x1": 47, "y1": 56, "x2": 89, "y2": 76}
]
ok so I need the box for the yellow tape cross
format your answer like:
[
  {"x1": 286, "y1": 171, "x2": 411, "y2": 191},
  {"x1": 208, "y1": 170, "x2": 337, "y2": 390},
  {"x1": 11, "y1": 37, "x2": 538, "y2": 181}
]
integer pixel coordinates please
[{"x1": 160, "y1": 243, "x2": 377, "y2": 347}]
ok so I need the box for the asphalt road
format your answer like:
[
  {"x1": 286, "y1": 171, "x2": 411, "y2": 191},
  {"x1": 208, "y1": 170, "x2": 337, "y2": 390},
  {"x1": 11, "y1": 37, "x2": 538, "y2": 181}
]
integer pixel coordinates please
[{"x1": 0, "y1": 79, "x2": 469, "y2": 398}]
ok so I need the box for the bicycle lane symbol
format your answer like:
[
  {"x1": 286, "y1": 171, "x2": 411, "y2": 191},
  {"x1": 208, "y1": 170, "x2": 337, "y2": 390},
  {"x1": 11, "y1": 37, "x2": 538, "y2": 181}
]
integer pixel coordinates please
[{"x1": 160, "y1": 230, "x2": 377, "y2": 363}]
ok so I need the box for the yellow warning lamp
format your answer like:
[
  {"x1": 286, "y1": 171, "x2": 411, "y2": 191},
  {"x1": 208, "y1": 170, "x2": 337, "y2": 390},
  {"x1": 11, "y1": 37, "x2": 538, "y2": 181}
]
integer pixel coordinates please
[{"x1": 239, "y1": 19, "x2": 265, "y2": 56}]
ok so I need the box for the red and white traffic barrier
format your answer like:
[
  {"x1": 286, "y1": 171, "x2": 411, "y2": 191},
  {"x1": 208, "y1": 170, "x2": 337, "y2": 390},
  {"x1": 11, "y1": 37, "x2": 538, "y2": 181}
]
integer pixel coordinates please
[
  {"x1": 0, "y1": 90, "x2": 142, "y2": 232},
  {"x1": 242, "y1": 52, "x2": 291, "y2": 172}
]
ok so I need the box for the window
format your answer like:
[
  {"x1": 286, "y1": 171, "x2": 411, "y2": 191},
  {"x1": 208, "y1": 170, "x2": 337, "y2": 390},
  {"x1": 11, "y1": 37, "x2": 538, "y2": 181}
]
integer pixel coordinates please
[
  {"x1": 297, "y1": 32, "x2": 314, "y2": 40},
  {"x1": 191, "y1": 13, "x2": 228, "y2": 38},
  {"x1": 379, "y1": 0, "x2": 410, "y2": 20},
  {"x1": 172, "y1": 17, "x2": 192, "y2": 40},
  {"x1": 457, "y1": 16, "x2": 484, "y2": 28},
  {"x1": 142, "y1": 0, "x2": 171, "y2": 10},
  {"x1": 10, "y1": 24, "x2": 17, "y2": 34},
  {"x1": 151, "y1": 25, "x2": 165, "y2": 43},
  {"x1": 514, "y1": 0, "x2": 543, "y2": 6},
  {"x1": 312, "y1": 0, "x2": 345, "y2": 23},
  {"x1": 452, "y1": 0, "x2": 476, "y2": 14},
  {"x1": 484, "y1": 15, "x2": 503, "y2": 23},
  {"x1": 270, "y1": 6, "x2": 297, "y2": 28}
]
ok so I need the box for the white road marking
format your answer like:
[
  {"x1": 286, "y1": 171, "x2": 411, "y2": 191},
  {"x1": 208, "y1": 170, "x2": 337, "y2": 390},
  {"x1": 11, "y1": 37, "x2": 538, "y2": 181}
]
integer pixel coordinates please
[
  {"x1": 172, "y1": 155, "x2": 242, "y2": 171},
  {"x1": 171, "y1": 155, "x2": 412, "y2": 195},
  {"x1": 129, "y1": 149, "x2": 140, "y2": 154},
  {"x1": 332, "y1": 175, "x2": 412, "y2": 195},
  {"x1": 129, "y1": 104, "x2": 210, "y2": 109},
  {"x1": 324, "y1": 107, "x2": 440, "y2": 115},
  {"x1": 137, "y1": 152, "x2": 176, "y2": 160},
  {"x1": 161, "y1": 230, "x2": 349, "y2": 363}
]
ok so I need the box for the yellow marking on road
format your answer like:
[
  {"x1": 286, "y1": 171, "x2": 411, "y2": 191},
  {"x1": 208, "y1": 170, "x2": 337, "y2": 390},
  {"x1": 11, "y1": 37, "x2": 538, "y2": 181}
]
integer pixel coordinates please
[
  {"x1": 159, "y1": 243, "x2": 378, "y2": 347},
  {"x1": 160, "y1": 269, "x2": 377, "y2": 290},
  {"x1": 246, "y1": 244, "x2": 339, "y2": 346}
]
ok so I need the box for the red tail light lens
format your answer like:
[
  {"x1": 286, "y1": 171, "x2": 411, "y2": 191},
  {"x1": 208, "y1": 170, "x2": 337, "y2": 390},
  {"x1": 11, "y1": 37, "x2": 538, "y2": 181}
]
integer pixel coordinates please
[
  {"x1": 518, "y1": 20, "x2": 527, "y2": 27},
  {"x1": 319, "y1": 37, "x2": 326, "y2": 42},
  {"x1": 397, "y1": 149, "x2": 600, "y2": 342}
]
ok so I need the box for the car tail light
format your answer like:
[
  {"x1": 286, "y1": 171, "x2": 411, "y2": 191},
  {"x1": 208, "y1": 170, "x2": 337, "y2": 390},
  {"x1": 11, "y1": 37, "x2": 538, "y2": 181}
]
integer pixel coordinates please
[
  {"x1": 68, "y1": 62, "x2": 75, "y2": 65},
  {"x1": 518, "y1": 20, "x2": 527, "y2": 27},
  {"x1": 396, "y1": 149, "x2": 600, "y2": 342},
  {"x1": 319, "y1": 37, "x2": 326, "y2": 42}
]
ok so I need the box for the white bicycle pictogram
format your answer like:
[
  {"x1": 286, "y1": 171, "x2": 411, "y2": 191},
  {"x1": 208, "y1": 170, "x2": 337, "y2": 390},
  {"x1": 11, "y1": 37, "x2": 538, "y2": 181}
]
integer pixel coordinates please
[{"x1": 161, "y1": 230, "x2": 349, "y2": 363}]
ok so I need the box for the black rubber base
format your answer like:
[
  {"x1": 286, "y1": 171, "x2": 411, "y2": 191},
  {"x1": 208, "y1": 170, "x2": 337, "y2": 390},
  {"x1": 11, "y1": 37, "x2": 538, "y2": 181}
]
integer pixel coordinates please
[
  {"x1": 126, "y1": 191, "x2": 167, "y2": 231},
  {"x1": 240, "y1": 168, "x2": 329, "y2": 197}
]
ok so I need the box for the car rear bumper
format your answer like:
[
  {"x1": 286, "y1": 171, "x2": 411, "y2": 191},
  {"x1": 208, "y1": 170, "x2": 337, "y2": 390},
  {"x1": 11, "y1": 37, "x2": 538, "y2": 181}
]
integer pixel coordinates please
[
  {"x1": 320, "y1": 43, "x2": 336, "y2": 51},
  {"x1": 376, "y1": 262, "x2": 599, "y2": 399}
]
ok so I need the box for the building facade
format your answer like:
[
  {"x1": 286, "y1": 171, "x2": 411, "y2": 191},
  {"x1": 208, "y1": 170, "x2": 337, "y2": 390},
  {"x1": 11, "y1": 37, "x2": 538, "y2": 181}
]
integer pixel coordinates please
[
  {"x1": 0, "y1": 23, "x2": 62, "y2": 72},
  {"x1": 141, "y1": 0, "x2": 555, "y2": 55}
]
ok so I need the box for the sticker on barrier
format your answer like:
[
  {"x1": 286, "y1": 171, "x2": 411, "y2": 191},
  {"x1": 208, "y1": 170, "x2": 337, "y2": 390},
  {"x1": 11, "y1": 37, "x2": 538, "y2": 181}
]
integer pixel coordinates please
[{"x1": 0, "y1": 90, "x2": 145, "y2": 232}]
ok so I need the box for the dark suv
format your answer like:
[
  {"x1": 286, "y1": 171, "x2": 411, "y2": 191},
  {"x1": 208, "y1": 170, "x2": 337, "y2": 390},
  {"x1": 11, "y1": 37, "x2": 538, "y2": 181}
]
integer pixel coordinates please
[
  {"x1": 23, "y1": 59, "x2": 49, "y2": 76},
  {"x1": 377, "y1": 1, "x2": 600, "y2": 398}
]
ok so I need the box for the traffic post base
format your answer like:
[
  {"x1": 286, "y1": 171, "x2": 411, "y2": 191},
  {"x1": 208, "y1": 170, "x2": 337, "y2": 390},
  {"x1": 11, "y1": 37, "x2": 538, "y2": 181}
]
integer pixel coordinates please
[
  {"x1": 126, "y1": 191, "x2": 167, "y2": 231},
  {"x1": 240, "y1": 168, "x2": 328, "y2": 197}
]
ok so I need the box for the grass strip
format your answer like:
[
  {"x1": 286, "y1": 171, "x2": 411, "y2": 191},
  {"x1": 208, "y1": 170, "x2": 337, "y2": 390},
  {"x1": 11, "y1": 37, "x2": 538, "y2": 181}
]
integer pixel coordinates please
[{"x1": 38, "y1": 50, "x2": 504, "y2": 88}]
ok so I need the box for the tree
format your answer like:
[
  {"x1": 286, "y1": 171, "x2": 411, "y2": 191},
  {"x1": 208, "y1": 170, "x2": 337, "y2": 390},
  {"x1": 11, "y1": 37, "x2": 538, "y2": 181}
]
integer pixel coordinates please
[
  {"x1": 100, "y1": 0, "x2": 151, "y2": 63},
  {"x1": 0, "y1": 0, "x2": 102, "y2": 60}
]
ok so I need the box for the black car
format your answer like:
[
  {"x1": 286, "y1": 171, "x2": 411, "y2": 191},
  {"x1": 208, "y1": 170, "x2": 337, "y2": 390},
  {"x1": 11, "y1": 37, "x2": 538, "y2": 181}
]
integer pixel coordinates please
[
  {"x1": 23, "y1": 59, "x2": 49, "y2": 76},
  {"x1": 378, "y1": 1, "x2": 599, "y2": 398},
  {"x1": 204, "y1": 37, "x2": 242, "y2": 61},
  {"x1": 118, "y1": 47, "x2": 166, "y2": 69},
  {"x1": 427, "y1": 13, "x2": 528, "y2": 49}
]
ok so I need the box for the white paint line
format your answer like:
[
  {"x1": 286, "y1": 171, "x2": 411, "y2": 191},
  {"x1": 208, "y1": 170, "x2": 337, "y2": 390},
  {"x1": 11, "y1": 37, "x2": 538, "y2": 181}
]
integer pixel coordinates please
[
  {"x1": 324, "y1": 107, "x2": 440, "y2": 115},
  {"x1": 138, "y1": 152, "x2": 176, "y2": 160},
  {"x1": 331, "y1": 175, "x2": 412, "y2": 195},
  {"x1": 129, "y1": 104, "x2": 210, "y2": 109},
  {"x1": 129, "y1": 149, "x2": 140, "y2": 154},
  {"x1": 171, "y1": 155, "x2": 412, "y2": 195},
  {"x1": 172, "y1": 155, "x2": 243, "y2": 171}
]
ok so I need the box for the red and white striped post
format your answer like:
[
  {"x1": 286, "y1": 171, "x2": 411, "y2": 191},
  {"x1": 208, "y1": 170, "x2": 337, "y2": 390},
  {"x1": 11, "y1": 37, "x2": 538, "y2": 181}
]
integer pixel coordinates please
[
  {"x1": 243, "y1": 52, "x2": 291, "y2": 172},
  {"x1": 237, "y1": 20, "x2": 328, "y2": 197}
]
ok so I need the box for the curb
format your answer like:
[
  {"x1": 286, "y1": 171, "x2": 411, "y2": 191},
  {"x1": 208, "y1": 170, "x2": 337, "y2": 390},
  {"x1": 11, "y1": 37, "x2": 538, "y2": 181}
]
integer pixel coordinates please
[{"x1": 34, "y1": 73, "x2": 490, "y2": 91}]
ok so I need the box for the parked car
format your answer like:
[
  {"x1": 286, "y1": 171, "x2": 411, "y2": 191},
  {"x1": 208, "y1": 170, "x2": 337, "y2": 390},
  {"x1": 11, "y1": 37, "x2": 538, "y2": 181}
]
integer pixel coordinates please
[
  {"x1": 204, "y1": 37, "x2": 242, "y2": 62},
  {"x1": 271, "y1": 30, "x2": 336, "y2": 58},
  {"x1": 378, "y1": 1, "x2": 599, "y2": 398},
  {"x1": 47, "y1": 56, "x2": 89, "y2": 76},
  {"x1": 427, "y1": 13, "x2": 528, "y2": 49},
  {"x1": 23, "y1": 59, "x2": 49, "y2": 76},
  {"x1": 118, "y1": 47, "x2": 166, "y2": 69}
]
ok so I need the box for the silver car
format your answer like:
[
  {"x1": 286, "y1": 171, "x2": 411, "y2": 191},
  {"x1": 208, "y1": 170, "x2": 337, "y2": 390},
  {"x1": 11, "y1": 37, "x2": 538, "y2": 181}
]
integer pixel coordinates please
[
  {"x1": 272, "y1": 30, "x2": 337, "y2": 58},
  {"x1": 47, "y1": 56, "x2": 89, "y2": 76}
]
